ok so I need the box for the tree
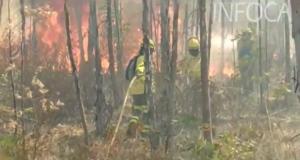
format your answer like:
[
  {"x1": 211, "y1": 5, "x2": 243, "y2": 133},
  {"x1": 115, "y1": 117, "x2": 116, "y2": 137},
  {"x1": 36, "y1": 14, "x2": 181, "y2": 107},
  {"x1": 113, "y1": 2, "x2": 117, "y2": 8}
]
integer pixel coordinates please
[
  {"x1": 107, "y1": 0, "x2": 121, "y2": 106},
  {"x1": 7, "y1": 0, "x2": 17, "y2": 136},
  {"x1": 30, "y1": 0, "x2": 37, "y2": 55},
  {"x1": 285, "y1": 0, "x2": 291, "y2": 84},
  {"x1": 89, "y1": 0, "x2": 112, "y2": 137},
  {"x1": 183, "y1": 2, "x2": 189, "y2": 54},
  {"x1": 258, "y1": 0, "x2": 264, "y2": 112},
  {"x1": 114, "y1": 0, "x2": 124, "y2": 75},
  {"x1": 142, "y1": 0, "x2": 150, "y2": 35},
  {"x1": 20, "y1": 0, "x2": 26, "y2": 155},
  {"x1": 199, "y1": 0, "x2": 213, "y2": 142},
  {"x1": 142, "y1": 0, "x2": 158, "y2": 152},
  {"x1": 0, "y1": 0, "x2": 2, "y2": 23},
  {"x1": 64, "y1": 1, "x2": 88, "y2": 145},
  {"x1": 160, "y1": 0, "x2": 170, "y2": 74},
  {"x1": 73, "y1": 0, "x2": 85, "y2": 65},
  {"x1": 220, "y1": 0, "x2": 225, "y2": 76},
  {"x1": 290, "y1": 0, "x2": 300, "y2": 96},
  {"x1": 165, "y1": 0, "x2": 179, "y2": 155}
]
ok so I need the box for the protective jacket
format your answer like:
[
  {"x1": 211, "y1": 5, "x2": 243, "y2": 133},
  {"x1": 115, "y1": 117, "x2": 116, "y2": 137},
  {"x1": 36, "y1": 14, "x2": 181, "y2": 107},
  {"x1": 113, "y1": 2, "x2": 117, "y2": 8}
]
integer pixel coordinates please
[
  {"x1": 129, "y1": 55, "x2": 146, "y2": 95},
  {"x1": 179, "y1": 54, "x2": 201, "y2": 80}
]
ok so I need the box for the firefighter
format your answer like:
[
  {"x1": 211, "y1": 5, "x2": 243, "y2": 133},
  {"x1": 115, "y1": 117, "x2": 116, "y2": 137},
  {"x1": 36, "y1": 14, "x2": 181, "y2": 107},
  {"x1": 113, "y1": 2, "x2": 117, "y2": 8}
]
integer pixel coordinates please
[
  {"x1": 179, "y1": 37, "x2": 201, "y2": 116},
  {"x1": 126, "y1": 39, "x2": 155, "y2": 138},
  {"x1": 237, "y1": 28, "x2": 255, "y2": 94}
]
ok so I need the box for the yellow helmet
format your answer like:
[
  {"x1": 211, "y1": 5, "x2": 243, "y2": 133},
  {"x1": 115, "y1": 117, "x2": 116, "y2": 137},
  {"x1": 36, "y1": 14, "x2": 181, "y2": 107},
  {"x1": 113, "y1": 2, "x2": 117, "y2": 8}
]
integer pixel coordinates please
[
  {"x1": 141, "y1": 38, "x2": 155, "y2": 49},
  {"x1": 188, "y1": 37, "x2": 200, "y2": 50},
  {"x1": 148, "y1": 39, "x2": 155, "y2": 49}
]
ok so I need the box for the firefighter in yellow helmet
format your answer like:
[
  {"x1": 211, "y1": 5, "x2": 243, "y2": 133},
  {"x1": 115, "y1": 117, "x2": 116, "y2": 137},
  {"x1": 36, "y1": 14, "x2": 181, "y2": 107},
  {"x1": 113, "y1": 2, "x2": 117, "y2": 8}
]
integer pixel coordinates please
[
  {"x1": 126, "y1": 38, "x2": 155, "y2": 138},
  {"x1": 179, "y1": 37, "x2": 201, "y2": 116}
]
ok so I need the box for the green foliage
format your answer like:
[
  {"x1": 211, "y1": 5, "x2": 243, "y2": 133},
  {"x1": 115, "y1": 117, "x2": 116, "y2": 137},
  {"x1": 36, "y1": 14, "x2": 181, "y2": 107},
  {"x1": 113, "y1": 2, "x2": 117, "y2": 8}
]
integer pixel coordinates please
[
  {"x1": 0, "y1": 135, "x2": 18, "y2": 158},
  {"x1": 192, "y1": 134, "x2": 256, "y2": 160},
  {"x1": 177, "y1": 114, "x2": 200, "y2": 129},
  {"x1": 269, "y1": 83, "x2": 292, "y2": 101}
]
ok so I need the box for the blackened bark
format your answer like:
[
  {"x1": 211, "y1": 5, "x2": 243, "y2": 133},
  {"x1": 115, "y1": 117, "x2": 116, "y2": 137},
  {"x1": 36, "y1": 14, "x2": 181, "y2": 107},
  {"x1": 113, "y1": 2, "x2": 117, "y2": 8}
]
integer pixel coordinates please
[{"x1": 64, "y1": 1, "x2": 89, "y2": 145}]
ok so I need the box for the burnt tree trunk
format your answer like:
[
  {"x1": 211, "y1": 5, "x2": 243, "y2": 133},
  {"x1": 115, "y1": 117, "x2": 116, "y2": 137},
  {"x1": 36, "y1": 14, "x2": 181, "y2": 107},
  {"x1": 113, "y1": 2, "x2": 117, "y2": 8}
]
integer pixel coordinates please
[
  {"x1": 107, "y1": 0, "x2": 121, "y2": 107},
  {"x1": 64, "y1": 1, "x2": 89, "y2": 145},
  {"x1": 199, "y1": 0, "x2": 213, "y2": 142}
]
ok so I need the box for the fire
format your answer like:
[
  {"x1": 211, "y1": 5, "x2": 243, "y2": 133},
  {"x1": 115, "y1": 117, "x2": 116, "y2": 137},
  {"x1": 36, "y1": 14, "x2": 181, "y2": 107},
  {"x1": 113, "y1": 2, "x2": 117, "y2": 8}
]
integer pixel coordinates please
[
  {"x1": 39, "y1": 11, "x2": 62, "y2": 47},
  {"x1": 223, "y1": 63, "x2": 234, "y2": 77}
]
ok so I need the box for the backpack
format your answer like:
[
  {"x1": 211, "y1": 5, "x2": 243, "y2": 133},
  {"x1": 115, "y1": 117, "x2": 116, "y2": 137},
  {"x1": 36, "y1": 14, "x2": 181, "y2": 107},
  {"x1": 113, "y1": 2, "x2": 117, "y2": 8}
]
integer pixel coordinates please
[{"x1": 125, "y1": 56, "x2": 138, "y2": 81}]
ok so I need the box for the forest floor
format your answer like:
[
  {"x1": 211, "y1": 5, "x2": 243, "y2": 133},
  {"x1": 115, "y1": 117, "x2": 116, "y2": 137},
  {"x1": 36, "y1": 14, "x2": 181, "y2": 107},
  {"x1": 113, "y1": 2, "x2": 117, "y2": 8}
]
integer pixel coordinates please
[{"x1": 1, "y1": 98, "x2": 300, "y2": 160}]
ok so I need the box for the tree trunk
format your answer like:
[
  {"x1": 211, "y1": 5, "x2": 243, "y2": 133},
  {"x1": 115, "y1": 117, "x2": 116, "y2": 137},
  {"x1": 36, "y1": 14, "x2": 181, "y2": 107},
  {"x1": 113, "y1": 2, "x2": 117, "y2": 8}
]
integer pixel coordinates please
[
  {"x1": 150, "y1": 0, "x2": 160, "y2": 69},
  {"x1": 208, "y1": 0, "x2": 214, "y2": 66},
  {"x1": 165, "y1": 0, "x2": 179, "y2": 156},
  {"x1": 19, "y1": 0, "x2": 26, "y2": 155},
  {"x1": 199, "y1": 0, "x2": 213, "y2": 142},
  {"x1": 113, "y1": 0, "x2": 124, "y2": 74},
  {"x1": 142, "y1": 0, "x2": 150, "y2": 35},
  {"x1": 142, "y1": 0, "x2": 158, "y2": 152},
  {"x1": 220, "y1": 0, "x2": 225, "y2": 76},
  {"x1": 290, "y1": 0, "x2": 300, "y2": 96},
  {"x1": 285, "y1": 1, "x2": 291, "y2": 83},
  {"x1": 74, "y1": 0, "x2": 85, "y2": 65},
  {"x1": 107, "y1": 0, "x2": 121, "y2": 107},
  {"x1": 89, "y1": 0, "x2": 112, "y2": 137},
  {"x1": 160, "y1": 0, "x2": 170, "y2": 74},
  {"x1": 258, "y1": 0, "x2": 265, "y2": 112},
  {"x1": 7, "y1": 0, "x2": 17, "y2": 136},
  {"x1": 183, "y1": 2, "x2": 189, "y2": 54},
  {"x1": 0, "y1": 0, "x2": 3, "y2": 23},
  {"x1": 64, "y1": 1, "x2": 89, "y2": 145},
  {"x1": 31, "y1": 0, "x2": 37, "y2": 55}
]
